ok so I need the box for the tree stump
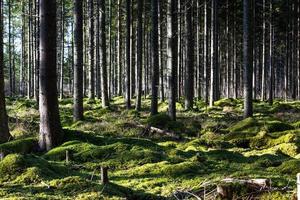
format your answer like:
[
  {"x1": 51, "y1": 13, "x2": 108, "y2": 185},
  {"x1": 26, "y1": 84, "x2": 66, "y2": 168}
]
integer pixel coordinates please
[
  {"x1": 101, "y1": 167, "x2": 109, "y2": 184},
  {"x1": 66, "y1": 150, "x2": 70, "y2": 163}
]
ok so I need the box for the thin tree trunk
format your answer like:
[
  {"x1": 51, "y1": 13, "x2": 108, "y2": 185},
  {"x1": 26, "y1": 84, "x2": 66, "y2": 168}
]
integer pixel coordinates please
[
  {"x1": 243, "y1": 0, "x2": 253, "y2": 118},
  {"x1": 100, "y1": 0, "x2": 109, "y2": 108},
  {"x1": 135, "y1": 0, "x2": 143, "y2": 111},
  {"x1": 151, "y1": 0, "x2": 159, "y2": 115},
  {"x1": 126, "y1": 0, "x2": 131, "y2": 109}
]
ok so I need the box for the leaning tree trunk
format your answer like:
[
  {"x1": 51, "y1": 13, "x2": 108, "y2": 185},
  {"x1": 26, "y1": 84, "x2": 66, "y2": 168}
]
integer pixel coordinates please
[
  {"x1": 39, "y1": 0, "x2": 63, "y2": 151},
  {"x1": 0, "y1": 0, "x2": 11, "y2": 143},
  {"x1": 243, "y1": 0, "x2": 253, "y2": 118}
]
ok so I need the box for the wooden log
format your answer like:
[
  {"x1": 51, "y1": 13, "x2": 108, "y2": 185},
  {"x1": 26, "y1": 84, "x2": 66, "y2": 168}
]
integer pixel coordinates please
[
  {"x1": 217, "y1": 178, "x2": 271, "y2": 199},
  {"x1": 135, "y1": 124, "x2": 180, "y2": 139},
  {"x1": 222, "y1": 178, "x2": 270, "y2": 189},
  {"x1": 101, "y1": 167, "x2": 109, "y2": 184}
]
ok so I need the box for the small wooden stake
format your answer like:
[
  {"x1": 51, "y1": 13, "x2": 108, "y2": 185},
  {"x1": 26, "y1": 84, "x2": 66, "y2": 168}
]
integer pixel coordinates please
[
  {"x1": 66, "y1": 150, "x2": 70, "y2": 163},
  {"x1": 297, "y1": 173, "x2": 300, "y2": 200},
  {"x1": 101, "y1": 167, "x2": 109, "y2": 184}
]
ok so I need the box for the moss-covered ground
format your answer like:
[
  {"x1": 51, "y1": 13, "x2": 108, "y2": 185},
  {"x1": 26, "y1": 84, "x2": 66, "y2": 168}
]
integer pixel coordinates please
[{"x1": 0, "y1": 97, "x2": 300, "y2": 199}]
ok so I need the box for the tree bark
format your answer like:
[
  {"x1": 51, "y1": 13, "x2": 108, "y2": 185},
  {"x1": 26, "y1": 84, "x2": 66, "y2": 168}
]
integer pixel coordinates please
[
  {"x1": 184, "y1": 0, "x2": 194, "y2": 110},
  {"x1": 167, "y1": 0, "x2": 178, "y2": 121},
  {"x1": 0, "y1": 0, "x2": 11, "y2": 143},
  {"x1": 135, "y1": 0, "x2": 143, "y2": 111},
  {"x1": 243, "y1": 0, "x2": 253, "y2": 118},
  {"x1": 73, "y1": 0, "x2": 84, "y2": 121},
  {"x1": 100, "y1": 0, "x2": 109, "y2": 108},
  {"x1": 39, "y1": 0, "x2": 63, "y2": 151},
  {"x1": 151, "y1": 0, "x2": 159, "y2": 115}
]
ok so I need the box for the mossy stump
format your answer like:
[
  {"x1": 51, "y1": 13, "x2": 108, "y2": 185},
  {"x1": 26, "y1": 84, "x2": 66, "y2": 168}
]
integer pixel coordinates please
[{"x1": 100, "y1": 167, "x2": 109, "y2": 185}]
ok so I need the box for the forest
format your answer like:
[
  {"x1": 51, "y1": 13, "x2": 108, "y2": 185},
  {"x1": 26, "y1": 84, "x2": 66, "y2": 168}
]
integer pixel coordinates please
[{"x1": 0, "y1": 0, "x2": 299, "y2": 199}]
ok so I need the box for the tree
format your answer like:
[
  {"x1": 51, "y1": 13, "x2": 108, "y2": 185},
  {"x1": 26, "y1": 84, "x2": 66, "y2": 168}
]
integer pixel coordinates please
[
  {"x1": 39, "y1": 0, "x2": 63, "y2": 151},
  {"x1": 126, "y1": 0, "x2": 131, "y2": 109},
  {"x1": 210, "y1": 0, "x2": 219, "y2": 107},
  {"x1": 268, "y1": 0, "x2": 274, "y2": 105},
  {"x1": 73, "y1": 0, "x2": 84, "y2": 121},
  {"x1": 135, "y1": 0, "x2": 143, "y2": 111},
  {"x1": 150, "y1": 0, "x2": 159, "y2": 115},
  {"x1": 88, "y1": 0, "x2": 95, "y2": 100},
  {"x1": 184, "y1": 0, "x2": 194, "y2": 110},
  {"x1": 0, "y1": 0, "x2": 11, "y2": 143},
  {"x1": 243, "y1": 0, "x2": 253, "y2": 118},
  {"x1": 167, "y1": 0, "x2": 177, "y2": 120},
  {"x1": 100, "y1": 0, "x2": 109, "y2": 108}
]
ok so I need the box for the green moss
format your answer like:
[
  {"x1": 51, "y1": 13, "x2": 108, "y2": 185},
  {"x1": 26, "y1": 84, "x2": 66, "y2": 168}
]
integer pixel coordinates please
[
  {"x1": 14, "y1": 167, "x2": 42, "y2": 184},
  {"x1": 262, "y1": 120, "x2": 294, "y2": 133},
  {"x1": 270, "y1": 102, "x2": 299, "y2": 113},
  {"x1": 214, "y1": 98, "x2": 239, "y2": 107},
  {"x1": 0, "y1": 154, "x2": 25, "y2": 176},
  {"x1": 50, "y1": 176, "x2": 90, "y2": 192},
  {"x1": 0, "y1": 137, "x2": 37, "y2": 154},
  {"x1": 228, "y1": 118, "x2": 259, "y2": 133},
  {"x1": 292, "y1": 121, "x2": 300, "y2": 129},
  {"x1": 147, "y1": 113, "x2": 171, "y2": 128},
  {"x1": 259, "y1": 192, "x2": 292, "y2": 200},
  {"x1": 277, "y1": 159, "x2": 300, "y2": 176}
]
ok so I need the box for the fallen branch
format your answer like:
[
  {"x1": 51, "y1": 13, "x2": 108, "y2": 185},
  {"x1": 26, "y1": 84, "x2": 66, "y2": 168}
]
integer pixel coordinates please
[{"x1": 135, "y1": 124, "x2": 180, "y2": 139}]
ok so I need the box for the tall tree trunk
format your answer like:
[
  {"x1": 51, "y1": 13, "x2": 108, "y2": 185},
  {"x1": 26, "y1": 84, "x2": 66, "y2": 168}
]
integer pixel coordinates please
[
  {"x1": 151, "y1": 0, "x2": 159, "y2": 115},
  {"x1": 167, "y1": 0, "x2": 178, "y2": 120},
  {"x1": 159, "y1": 0, "x2": 165, "y2": 102},
  {"x1": 39, "y1": 0, "x2": 63, "y2": 151},
  {"x1": 135, "y1": 0, "x2": 143, "y2": 111},
  {"x1": 117, "y1": 0, "x2": 122, "y2": 96},
  {"x1": 184, "y1": 0, "x2": 194, "y2": 110},
  {"x1": 203, "y1": 0, "x2": 208, "y2": 104},
  {"x1": 100, "y1": 0, "x2": 109, "y2": 108},
  {"x1": 73, "y1": 0, "x2": 84, "y2": 121},
  {"x1": 261, "y1": 0, "x2": 266, "y2": 101},
  {"x1": 88, "y1": 0, "x2": 95, "y2": 100},
  {"x1": 126, "y1": 0, "x2": 131, "y2": 109},
  {"x1": 0, "y1": 0, "x2": 10, "y2": 142},
  {"x1": 60, "y1": 0, "x2": 65, "y2": 99},
  {"x1": 268, "y1": 0, "x2": 274, "y2": 105},
  {"x1": 210, "y1": 0, "x2": 219, "y2": 106},
  {"x1": 243, "y1": 0, "x2": 253, "y2": 118}
]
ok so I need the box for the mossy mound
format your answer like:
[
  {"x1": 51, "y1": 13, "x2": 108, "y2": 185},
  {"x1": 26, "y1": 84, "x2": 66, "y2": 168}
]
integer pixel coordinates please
[
  {"x1": 228, "y1": 118, "x2": 294, "y2": 137},
  {"x1": 276, "y1": 159, "x2": 300, "y2": 176},
  {"x1": 44, "y1": 139, "x2": 165, "y2": 167},
  {"x1": 49, "y1": 176, "x2": 91, "y2": 192},
  {"x1": 0, "y1": 153, "x2": 68, "y2": 183},
  {"x1": 0, "y1": 137, "x2": 37, "y2": 154},
  {"x1": 214, "y1": 98, "x2": 240, "y2": 107},
  {"x1": 0, "y1": 154, "x2": 25, "y2": 177},
  {"x1": 270, "y1": 102, "x2": 299, "y2": 113},
  {"x1": 228, "y1": 118, "x2": 259, "y2": 133},
  {"x1": 147, "y1": 113, "x2": 185, "y2": 133}
]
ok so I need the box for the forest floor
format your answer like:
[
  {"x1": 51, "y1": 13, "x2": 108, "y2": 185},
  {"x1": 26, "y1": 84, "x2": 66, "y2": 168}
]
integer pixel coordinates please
[{"x1": 0, "y1": 97, "x2": 299, "y2": 199}]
